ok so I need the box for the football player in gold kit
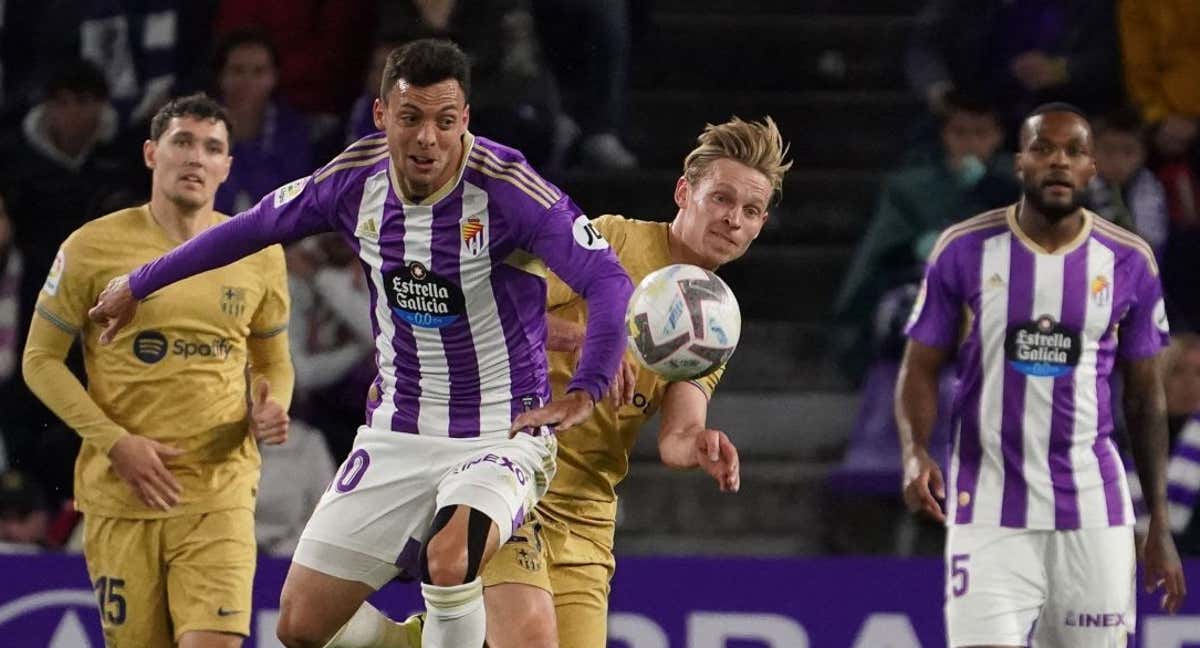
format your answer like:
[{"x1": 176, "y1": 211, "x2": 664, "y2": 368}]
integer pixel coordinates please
[
  {"x1": 481, "y1": 116, "x2": 792, "y2": 648},
  {"x1": 22, "y1": 94, "x2": 292, "y2": 648}
]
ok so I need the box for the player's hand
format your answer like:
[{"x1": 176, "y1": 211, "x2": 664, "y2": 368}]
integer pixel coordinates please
[
  {"x1": 88, "y1": 274, "x2": 138, "y2": 345},
  {"x1": 250, "y1": 377, "x2": 289, "y2": 445},
  {"x1": 695, "y1": 428, "x2": 739, "y2": 493},
  {"x1": 509, "y1": 390, "x2": 594, "y2": 438},
  {"x1": 1143, "y1": 518, "x2": 1187, "y2": 614},
  {"x1": 108, "y1": 435, "x2": 184, "y2": 511},
  {"x1": 606, "y1": 353, "x2": 639, "y2": 409},
  {"x1": 902, "y1": 449, "x2": 946, "y2": 523}
]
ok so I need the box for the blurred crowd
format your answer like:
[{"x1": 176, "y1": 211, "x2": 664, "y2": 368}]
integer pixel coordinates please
[
  {"x1": 0, "y1": 0, "x2": 642, "y2": 555},
  {"x1": 830, "y1": 0, "x2": 1200, "y2": 555}
]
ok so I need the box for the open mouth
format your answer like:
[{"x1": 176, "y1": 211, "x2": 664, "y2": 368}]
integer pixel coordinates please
[
  {"x1": 409, "y1": 155, "x2": 436, "y2": 171},
  {"x1": 180, "y1": 173, "x2": 204, "y2": 186},
  {"x1": 1042, "y1": 178, "x2": 1073, "y2": 190}
]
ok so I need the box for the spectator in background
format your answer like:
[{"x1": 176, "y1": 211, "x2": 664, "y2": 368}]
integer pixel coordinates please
[
  {"x1": 1085, "y1": 109, "x2": 1169, "y2": 258},
  {"x1": 833, "y1": 92, "x2": 1018, "y2": 379},
  {"x1": 256, "y1": 419, "x2": 335, "y2": 557},
  {"x1": 345, "y1": 40, "x2": 399, "y2": 144},
  {"x1": 285, "y1": 235, "x2": 374, "y2": 462},
  {"x1": 215, "y1": 0, "x2": 374, "y2": 153},
  {"x1": 532, "y1": 0, "x2": 638, "y2": 169},
  {"x1": 375, "y1": 1, "x2": 571, "y2": 170},
  {"x1": 0, "y1": 469, "x2": 49, "y2": 553},
  {"x1": 907, "y1": 0, "x2": 1120, "y2": 135},
  {"x1": 211, "y1": 30, "x2": 313, "y2": 214},
  {"x1": 79, "y1": 0, "x2": 181, "y2": 127}
]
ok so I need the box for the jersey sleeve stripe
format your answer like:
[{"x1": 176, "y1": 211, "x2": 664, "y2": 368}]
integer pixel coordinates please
[
  {"x1": 1092, "y1": 218, "x2": 1159, "y2": 276},
  {"x1": 249, "y1": 324, "x2": 288, "y2": 338},
  {"x1": 465, "y1": 159, "x2": 553, "y2": 209},
  {"x1": 35, "y1": 304, "x2": 79, "y2": 335},
  {"x1": 928, "y1": 210, "x2": 1007, "y2": 263},
  {"x1": 467, "y1": 149, "x2": 557, "y2": 206},
  {"x1": 346, "y1": 133, "x2": 387, "y2": 150},
  {"x1": 469, "y1": 148, "x2": 560, "y2": 204},
  {"x1": 315, "y1": 150, "x2": 390, "y2": 184}
]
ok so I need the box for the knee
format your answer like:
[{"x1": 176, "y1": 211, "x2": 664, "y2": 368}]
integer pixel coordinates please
[
  {"x1": 422, "y1": 532, "x2": 470, "y2": 586},
  {"x1": 275, "y1": 596, "x2": 332, "y2": 648}
]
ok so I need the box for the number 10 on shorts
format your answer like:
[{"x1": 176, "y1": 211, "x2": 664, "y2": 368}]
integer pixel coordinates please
[{"x1": 950, "y1": 554, "x2": 970, "y2": 597}]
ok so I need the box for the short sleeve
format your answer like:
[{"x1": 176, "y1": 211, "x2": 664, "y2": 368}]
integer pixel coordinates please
[
  {"x1": 688, "y1": 364, "x2": 726, "y2": 399},
  {"x1": 904, "y1": 249, "x2": 963, "y2": 350},
  {"x1": 1117, "y1": 258, "x2": 1169, "y2": 360},
  {"x1": 34, "y1": 233, "x2": 96, "y2": 335},
  {"x1": 250, "y1": 244, "x2": 290, "y2": 338}
]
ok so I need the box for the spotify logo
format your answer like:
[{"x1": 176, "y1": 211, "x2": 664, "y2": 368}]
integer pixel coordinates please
[{"x1": 132, "y1": 331, "x2": 168, "y2": 364}]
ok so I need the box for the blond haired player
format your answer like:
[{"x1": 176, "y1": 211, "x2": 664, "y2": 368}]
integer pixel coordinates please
[
  {"x1": 478, "y1": 117, "x2": 793, "y2": 648},
  {"x1": 22, "y1": 94, "x2": 292, "y2": 648}
]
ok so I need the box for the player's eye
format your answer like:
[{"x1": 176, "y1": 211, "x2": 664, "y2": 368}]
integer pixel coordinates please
[
  {"x1": 400, "y1": 114, "x2": 417, "y2": 125},
  {"x1": 439, "y1": 117, "x2": 455, "y2": 129}
]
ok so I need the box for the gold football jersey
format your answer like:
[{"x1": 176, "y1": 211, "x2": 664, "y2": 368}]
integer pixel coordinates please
[
  {"x1": 538, "y1": 215, "x2": 724, "y2": 544},
  {"x1": 33, "y1": 205, "x2": 289, "y2": 518}
]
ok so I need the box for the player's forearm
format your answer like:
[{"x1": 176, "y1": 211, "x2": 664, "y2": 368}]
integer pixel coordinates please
[
  {"x1": 130, "y1": 203, "x2": 296, "y2": 299},
  {"x1": 22, "y1": 328, "x2": 127, "y2": 454},
  {"x1": 566, "y1": 270, "x2": 633, "y2": 403},
  {"x1": 546, "y1": 313, "x2": 585, "y2": 353},
  {"x1": 895, "y1": 360, "x2": 939, "y2": 460},
  {"x1": 249, "y1": 333, "x2": 295, "y2": 410},
  {"x1": 1127, "y1": 385, "x2": 1171, "y2": 521}
]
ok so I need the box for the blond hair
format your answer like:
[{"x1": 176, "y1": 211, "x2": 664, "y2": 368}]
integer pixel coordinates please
[{"x1": 682, "y1": 116, "x2": 793, "y2": 205}]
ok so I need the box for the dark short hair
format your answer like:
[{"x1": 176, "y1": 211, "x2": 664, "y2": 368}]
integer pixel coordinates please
[
  {"x1": 149, "y1": 93, "x2": 233, "y2": 143},
  {"x1": 941, "y1": 90, "x2": 1001, "y2": 127},
  {"x1": 1093, "y1": 106, "x2": 1145, "y2": 139},
  {"x1": 380, "y1": 38, "x2": 470, "y2": 102},
  {"x1": 1019, "y1": 102, "x2": 1092, "y2": 148},
  {"x1": 43, "y1": 59, "x2": 109, "y2": 101},
  {"x1": 211, "y1": 29, "x2": 279, "y2": 81}
]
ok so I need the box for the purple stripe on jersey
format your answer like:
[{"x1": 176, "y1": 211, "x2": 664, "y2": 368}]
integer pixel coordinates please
[
  {"x1": 379, "y1": 195, "x2": 422, "y2": 434},
  {"x1": 1168, "y1": 483, "x2": 1195, "y2": 506},
  {"x1": 1000, "y1": 242, "x2": 1034, "y2": 528},
  {"x1": 432, "y1": 186, "x2": 483, "y2": 438},
  {"x1": 1094, "y1": 324, "x2": 1125, "y2": 525},
  {"x1": 1177, "y1": 444, "x2": 1200, "y2": 464},
  {"x1": 1050, "y1": 247, "x2": 1087, "y2": 528},
  {"x1": 953, "y1": 288, "x2": 986, "y2": 525},
  {"x1": 489, "y1": 264, "x2": 551, "y2": 422}
]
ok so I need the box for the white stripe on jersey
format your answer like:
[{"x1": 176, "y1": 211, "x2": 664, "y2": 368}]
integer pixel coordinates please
[
  {"x1": 403, "y1": 204, "x2": 452, "y2": 436},
  {"x1": 974, "y1": 231, "x2": 1012, "y2": 524},
  {"x1": 460, "y1": 182, "x2": 513, "y2": 434},
  {"x1": 1022, "y1": 253, "x2": 1064, "y2": 528},
  {"x1": 357, "y1": 171, "x2": 398, "y2": 431},
  {"x1": 1073, "y1": 239, "x2": 1115, "y2": 527}
]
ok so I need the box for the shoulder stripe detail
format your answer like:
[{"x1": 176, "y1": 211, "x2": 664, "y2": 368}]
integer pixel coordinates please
[
  {"x1": 35, "y1": 304, "x2": 79, "y2": 335},
  {"x1": 250, "y1": 324, "x2": 288, "y2": 339},
  {"x1": 327, "y1": 142, "x2": 388, "y2": 166},
  {"x1": 928, "y1": 211, "x2": 1007, "y2": 263},
  {"x1": 1093, "y1": 219, "x2": 1159, "y2": 275},
  {"x1": 315, "y1": 150, "x2": 389, "y2": 184},
  {"x1": 467, "y1": 149, "x2": 557, "y2": 205},
  {"x1": 469, "y1": 148, "x2": 560, "y2": 204},
  {"x1": 465, "y1": 159, "x2": 553, "y2": 209},
  {"x1": 346, "y1": 133, "x2": 387, "y2": 150}
]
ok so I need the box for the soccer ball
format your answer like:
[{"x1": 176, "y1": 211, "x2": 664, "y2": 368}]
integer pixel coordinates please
[{"x1": 625, "y1": 264, "x2": 741, "y2": 381}]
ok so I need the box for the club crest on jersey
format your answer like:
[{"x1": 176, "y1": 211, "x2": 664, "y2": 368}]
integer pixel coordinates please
[
  {"x1": 220, "y1": 286, "x2": 247, "y2": 317},
  {"x1": 1090, "y1": 274, "x2": 1111, "y2": 307},
  {"x1": 1005, "y1": 315, "x2": 1081, "y2": 377},
  {"x1": 385, "y1": 261, "x2": 465, "y2": 328},
  {"x1": 461, "y1": 215, "x2": 485, "y2": 256}
]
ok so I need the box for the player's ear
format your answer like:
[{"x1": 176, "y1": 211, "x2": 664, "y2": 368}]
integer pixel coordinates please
[
  {"x1": 372, "y1": 97, "x2": 386, "y2": 131},
  {"x1": 143, "y1": 139, "x2": 157, "y2": 170},
  {"x1": 674, "y1": 177, "x2": 689, "y2": 210},
  {"x1": 462, "y1": 104, "x2": 470, "y2": 130},
  {"x1": 1014, "y1": 153, "x2": 1024, "y2": 182}
]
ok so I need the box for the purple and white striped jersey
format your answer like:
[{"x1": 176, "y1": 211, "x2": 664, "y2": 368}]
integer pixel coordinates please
[
  {"x1": 906, "y1": 205, "x2": 1170, "y2": 529},
  {"x1": 131, "y1": 132, "x2": 632, "y2": 438}
]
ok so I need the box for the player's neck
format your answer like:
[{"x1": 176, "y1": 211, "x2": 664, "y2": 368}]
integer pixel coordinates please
[
  {"x1": 666, "y1": 220, "x2": 718, "y2": 270},
  {"x1": 148, "y1": 195, "x2": 216, "y2": 243},
  {"x1": 1015, "y1": 199, "x2": 1085, "y2": 254}
]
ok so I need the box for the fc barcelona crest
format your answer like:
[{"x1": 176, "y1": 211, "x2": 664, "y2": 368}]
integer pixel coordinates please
[
  {"x1": 461, "y1": 216, "x2": 485, "y2": 256},
  {"x1": 221, "y1": 286, "x2": 247, "y2": 317}
]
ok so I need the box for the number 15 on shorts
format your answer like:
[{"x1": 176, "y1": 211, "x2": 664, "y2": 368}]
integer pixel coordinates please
[{"x1": 950, "y1": 554, "x2": 970, "y2": 597}]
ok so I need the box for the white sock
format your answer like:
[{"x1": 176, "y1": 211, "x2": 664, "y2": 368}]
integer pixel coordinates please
[
  {"x1": 324, "y1": 601, "x2": 420, "y2": 648},
  {"x1": 420, "y1": 578, "x2": 485, "y2": 648}
]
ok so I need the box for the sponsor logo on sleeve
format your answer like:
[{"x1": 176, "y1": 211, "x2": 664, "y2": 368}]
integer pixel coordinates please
[
  {"x1": 1153, "y1": 297, "x2": 1169, "y2": 334},
  {"x1": 273, "y1": 177, "x2": 309, "y2": 208},
  {"x1": 571, "y1": 215, "x2": 609, "y2": 250},
  {"x1": 43, "y1": 249, "x2": 65, "y2": 296}
]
